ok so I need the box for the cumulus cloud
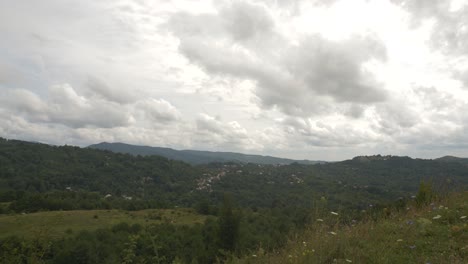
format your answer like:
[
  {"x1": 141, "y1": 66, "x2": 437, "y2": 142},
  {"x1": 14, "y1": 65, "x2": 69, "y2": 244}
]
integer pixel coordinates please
[
  {"x1": 220, "y1": 1, "x2": 275, "y2": 41},
  {"x1": 393, "y1": 0, "x2": 468, "y2": 85},
  {"x1": 2, "y1": 0, "x2": 468, "y2": 160},
  {"x1": 281, "y1": 116, "x2": 382, "y2": 147},
  {"x1": 86, "y1": 76, "x2": 137, "y2": 104},
  {"x1": 194, "y1": 113, "x2": 261, "y2": 150},
  {"x1": 167, "y1": 1, "x2": 388, "y2": 118},
  {"x1": 1, "y1": 84, "x2": 133, "y2": 128},
  {"x1": 373, "y1": 102, "x2": 420, "y2": 136},
  {"x1": 137, "y1": 98, "x2": 181, "y2": 124}
]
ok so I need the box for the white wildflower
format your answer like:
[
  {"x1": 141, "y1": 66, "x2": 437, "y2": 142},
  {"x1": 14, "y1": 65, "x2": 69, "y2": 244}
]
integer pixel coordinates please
[
  {"x1": 331, "y1": 212, "x2": 339, "y2": 216},
  {"x1": 460, "y1": 216, "x2": 466, "y2": 219},
  {"x1": 346, "y1": 259, "x2": 352, "y2": 263},
  {"x1": 329, "y1": 231, "x2": 337, "y2": 235},
  {"x1": 316, "y1": 218, "x2": 324, "y2": 222},
  {"x1": 433, "y1": 215, "x2": 441, "y2": 219}
]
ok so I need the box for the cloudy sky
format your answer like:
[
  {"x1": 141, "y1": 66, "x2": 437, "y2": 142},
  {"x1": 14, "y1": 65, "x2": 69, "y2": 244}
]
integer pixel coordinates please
[{"x1": 1, "y1": 0, "x2": 468, "y2": 160}]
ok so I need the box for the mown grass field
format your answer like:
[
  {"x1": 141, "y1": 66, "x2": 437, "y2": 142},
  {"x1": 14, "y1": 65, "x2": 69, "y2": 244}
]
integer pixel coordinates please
[
  {"x1": 0, "y1": 208, "x2": 208, "y2": 239},
  {"x1": 233, "y1": 191, "x2": 468, "y2": 264}
]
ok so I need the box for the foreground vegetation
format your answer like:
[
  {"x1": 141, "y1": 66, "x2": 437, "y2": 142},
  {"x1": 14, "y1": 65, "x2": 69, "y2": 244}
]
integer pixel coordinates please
[{"x1": 233, "y1": 190, "x2": 468, "y2": 264}]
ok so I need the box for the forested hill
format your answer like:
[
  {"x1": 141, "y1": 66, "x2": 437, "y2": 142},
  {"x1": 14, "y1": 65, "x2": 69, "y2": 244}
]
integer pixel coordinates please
[
  {"x1": 88, "y1": 142, "x2": 322, "y2": 165},
  {"x1": 1, "y1": 137, "x2": 468, "y2": 213},
  {"x1": 0, "y1": 137, "x2": 202, "y2": 209}
]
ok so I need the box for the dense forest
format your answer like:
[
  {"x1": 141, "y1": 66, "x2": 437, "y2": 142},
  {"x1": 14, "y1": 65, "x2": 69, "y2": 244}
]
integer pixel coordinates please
[{"x1": 0, "y1": 137, "x2": 467, "y2": 263}]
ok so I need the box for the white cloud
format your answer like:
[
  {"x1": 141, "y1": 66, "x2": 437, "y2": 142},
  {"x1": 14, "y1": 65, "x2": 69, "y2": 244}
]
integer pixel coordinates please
[
  {"x1": 1, "y1": 0, "x2": 468, "y2": 160},
  {"x1": 137, "y1": 98, "x2": 181, "y2": 124}
]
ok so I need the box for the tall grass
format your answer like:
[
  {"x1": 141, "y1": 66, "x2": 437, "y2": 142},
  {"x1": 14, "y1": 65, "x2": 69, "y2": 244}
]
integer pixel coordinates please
[{"x1": 231, "y1": 191, "x2": 467, "y2": 264}]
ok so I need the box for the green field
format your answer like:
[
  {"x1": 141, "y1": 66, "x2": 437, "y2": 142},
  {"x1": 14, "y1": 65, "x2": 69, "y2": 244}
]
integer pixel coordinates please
[{"x1": 0, "y1": 208, "x2": 208, "y2": 239}]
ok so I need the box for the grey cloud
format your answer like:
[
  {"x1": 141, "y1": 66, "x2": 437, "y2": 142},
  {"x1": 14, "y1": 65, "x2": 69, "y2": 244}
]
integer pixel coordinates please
[
  {"x1": 391, "y1": 0, "x2": 449, "y2": 23},
  {"x1": 430, "y1": 8, "x2": 468, "y2": 56},
  {"x1": 0, "y1": 62, "x2": 23, "y2": 86},
  {"x1": 373, "y1": 102, "x2": 419, "y2": 136},
  {"x1": 168, "y1": 12, "x2": 223, "y2": 38},
  {"x1": 46, "y1": 84, "x2": 133, "y2": 128},
  {"x1": 195, "y1": 113, "x2": 259, "y2": 150},
  {"x1": 281, "y1": 116, "x2": 377, "y2": 147},
  {"x1": 394, "y1": 1, "x2": 468, "y2": 91},
  {"x1": 455, "y1": 70, "x2": 468, "y2": 88},
  {"x1": 168, "y1": 3, "x2": 388, "y2": 117},
  {"x1": 283, "y1": 35, "x2": 387, "y2": 103},
  {"x1": 137, "y1": 98, "x2": 181, "y2": 124},
  {"x1": 345, "y1": 104, "x2": 365, "y2": 118},
  {"x1": 0, "y1": 89, "x2": 48, "y2": 120},
  {"x1": 413, "y1": 86, "x2": 457, "y2": 111},
  {"x1": 0, "y1": 84, "x2": 133, "y2": 129},
  {"x1": 86, "y1": 76, "x2": 137, "y2": 104},
  {"x1": 393, "y1": 0, "x2": 468, "y2": 56},
  {"x1": 220, "y1": 1, "x2": 274, "y2": 41}
]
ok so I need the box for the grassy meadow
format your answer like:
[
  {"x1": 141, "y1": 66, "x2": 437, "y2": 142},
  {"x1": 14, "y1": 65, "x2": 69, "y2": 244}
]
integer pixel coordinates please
[{"x1": 0, "y1": 208, "x2": 208, "y2": 239}]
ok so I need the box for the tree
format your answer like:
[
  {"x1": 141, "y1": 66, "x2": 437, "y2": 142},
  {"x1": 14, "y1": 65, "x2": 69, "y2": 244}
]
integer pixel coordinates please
[{"x1": 218, "y1": 193, "x2": 240, "y2": 252}]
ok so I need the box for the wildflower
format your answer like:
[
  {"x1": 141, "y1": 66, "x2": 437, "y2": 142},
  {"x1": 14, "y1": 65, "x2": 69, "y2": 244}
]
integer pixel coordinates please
[
  {"x1": 433, "y1": 215, "x2": 441, "y2": 220},
  {"x1": 451, "y1": 225, "x2": 461, "y2": 232},
  {"x1": 460, "y1": 216, "x2": 466, "y2": 219},
  {"x1": 316, "y1": 218, "x2": 324, "y2": 222},
  {"x1": 346, "y1": 259, "x2": 352, "y2": 263},
  {"x1": 252, "y1": 254, "x2": 257, "y2": 258},
  {"x1": 329, "y1": 231, "x2": 337, "y2": 235},
  {"x1": 331, "y1": 211, "x2": 339, "y2": 216},
  {"x1": 397, "y1": 239, "x2": 403, "y2": 242}
]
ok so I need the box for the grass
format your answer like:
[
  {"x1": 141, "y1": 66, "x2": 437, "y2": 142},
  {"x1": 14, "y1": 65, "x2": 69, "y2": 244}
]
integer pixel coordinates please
[
  {"x1": 232, "y1": 191, "x2": 468, "y2": 264},
  {"x1": 0, "y1": 208, "x2": 208, "y2": 239}
]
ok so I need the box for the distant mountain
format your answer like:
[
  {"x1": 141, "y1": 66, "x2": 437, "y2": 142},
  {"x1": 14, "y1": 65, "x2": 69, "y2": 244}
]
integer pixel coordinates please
[{"x1": 87, "y1": 142, "x2": 323, "y2": 165}]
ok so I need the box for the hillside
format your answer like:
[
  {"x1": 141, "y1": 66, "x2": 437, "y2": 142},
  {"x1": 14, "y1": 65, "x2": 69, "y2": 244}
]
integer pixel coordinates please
[
  {"x1": 0, "y1": 137, "x2": 203, "y2": 210},
  {"x1": 1, "y1": 138, "x2": 467, "y2": 212},
  {"x1": 88, "y1": 142, "x2": 322, "y2": 165},
  {"x1": 233, "y1": 190, "x2": 468, "y2": 263}
]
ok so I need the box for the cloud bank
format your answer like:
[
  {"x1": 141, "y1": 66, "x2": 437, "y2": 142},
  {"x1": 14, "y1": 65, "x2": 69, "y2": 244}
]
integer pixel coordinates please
[{"x1": 1, "y1": 0, "x2": 468, "y2": 160}]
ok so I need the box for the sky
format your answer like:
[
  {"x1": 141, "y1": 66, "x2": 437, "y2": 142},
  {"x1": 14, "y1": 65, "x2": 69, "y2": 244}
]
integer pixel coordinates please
[{"x1": 1, "y1": 0, "x2": 468, "y2": 161}]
